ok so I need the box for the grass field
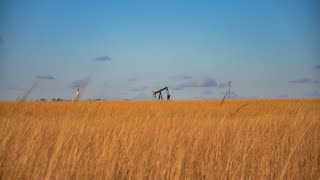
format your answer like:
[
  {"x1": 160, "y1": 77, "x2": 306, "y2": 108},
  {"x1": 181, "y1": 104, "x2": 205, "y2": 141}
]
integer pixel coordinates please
[{"x1": 0, "y1": 99, "x2": 319, "y2": 179}]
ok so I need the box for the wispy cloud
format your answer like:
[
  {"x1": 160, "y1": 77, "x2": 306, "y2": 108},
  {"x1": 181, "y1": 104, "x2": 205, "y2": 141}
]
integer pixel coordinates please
[
  {"x1": 174, "y1": 77, "x2": 217, "y2": 90},
  {"x1": 313, "y1": 80, "x2": 320, "y2": 84},
  {"x1": 170, "y1": 75, "x2": 192, "y2": 81},
  {"x1": 218, "y1": 82, "x2": 229, "y2": 88},
  {"x1": 315, "y1": 65, "x2": 320, "y2": 69},
  {"x1": 201, "y1": 90, "x2": 214, "y2": 95},
  {"x1": 70, "y1": 79, "x2": 91, "y2": 89},
  {"x1": 306, "y1": 90, "x2": 320, "y2": 97},
  {"x1": 93, "y1": 55, "x2": 112, "y2": 62},
  {"x1": 128, "y1": 77, "x2": 139, "y2": 82},
  {"x1": 130, "y1": 86, "x2": 148, "y2": 92},
  {"x1": 289, "y1": 77, "x2": 319, "y2": 84},
  {"x1": 36, "y1": 75, "x2": 55, "y2": 80},
  {"x1": 7, "y1": 85, "x2": 24, "y2": 91},
  {"x1": 182, "y1": 75, "x2": 192, "y2": 80}
]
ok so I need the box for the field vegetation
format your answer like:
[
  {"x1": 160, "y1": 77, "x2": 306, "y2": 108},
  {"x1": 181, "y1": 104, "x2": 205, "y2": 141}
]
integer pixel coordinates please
[{"x1": 0, "y1": 99, "x2": 319, "y2": 179}]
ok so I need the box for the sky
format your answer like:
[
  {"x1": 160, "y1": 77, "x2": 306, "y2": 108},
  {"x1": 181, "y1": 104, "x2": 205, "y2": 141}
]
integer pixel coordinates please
[{"x1": 0, "y1": 0, "x2": 319, "y2": 100}]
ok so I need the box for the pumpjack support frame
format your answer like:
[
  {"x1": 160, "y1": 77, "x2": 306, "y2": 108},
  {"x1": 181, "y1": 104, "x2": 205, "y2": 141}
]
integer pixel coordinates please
[{"x1": 153, "y1": 87, "x2": 171, "y2": 100}]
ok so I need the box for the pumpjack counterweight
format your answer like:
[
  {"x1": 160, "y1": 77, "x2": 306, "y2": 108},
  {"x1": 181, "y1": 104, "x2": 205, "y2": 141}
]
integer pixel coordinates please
[{"x1": 153, "y1": 87, "x2": 171, "y2": 100}]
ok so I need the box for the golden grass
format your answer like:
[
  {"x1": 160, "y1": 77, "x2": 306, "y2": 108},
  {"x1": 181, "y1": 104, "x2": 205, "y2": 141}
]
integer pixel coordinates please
[{"x1": 0, "y1": 99, "x2": 319, "y2": 179}]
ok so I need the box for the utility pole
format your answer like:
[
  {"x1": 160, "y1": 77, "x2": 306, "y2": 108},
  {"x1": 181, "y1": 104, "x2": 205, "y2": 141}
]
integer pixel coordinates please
[{"x1": 228, "y1": 81, "x2": 231, "y2": 98}]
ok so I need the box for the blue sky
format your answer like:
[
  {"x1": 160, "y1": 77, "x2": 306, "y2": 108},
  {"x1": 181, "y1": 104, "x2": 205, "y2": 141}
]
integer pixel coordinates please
[{"x1": 0, "y1": 0, "x2": 319, "y2": 100}]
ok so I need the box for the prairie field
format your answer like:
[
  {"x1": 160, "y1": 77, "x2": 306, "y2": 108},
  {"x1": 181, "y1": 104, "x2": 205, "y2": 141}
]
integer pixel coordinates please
[{"x1": 0, "y1": 99, "x2": 319, "y2": 179}]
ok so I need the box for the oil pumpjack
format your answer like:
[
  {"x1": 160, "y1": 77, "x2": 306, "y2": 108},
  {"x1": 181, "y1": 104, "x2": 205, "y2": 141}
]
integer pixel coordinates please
[{"x1": 153, "y1": 87, "x2": 171, "y2": 100}]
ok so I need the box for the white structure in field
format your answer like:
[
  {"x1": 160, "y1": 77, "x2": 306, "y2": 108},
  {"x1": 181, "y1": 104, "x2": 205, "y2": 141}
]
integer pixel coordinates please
[{"x1": 75, "y1": 88, "x2": 80, "y2": 101}]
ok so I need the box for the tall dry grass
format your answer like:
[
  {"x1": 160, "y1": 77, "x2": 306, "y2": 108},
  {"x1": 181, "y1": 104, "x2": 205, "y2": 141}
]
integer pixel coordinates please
[{"x1": 0, "y1": 99, "x2": 319, "y2": 179}]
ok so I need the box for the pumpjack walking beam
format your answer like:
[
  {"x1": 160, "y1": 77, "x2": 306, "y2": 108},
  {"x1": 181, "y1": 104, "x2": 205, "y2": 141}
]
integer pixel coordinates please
[{"x1": 153, "y1": 87, "x2": 171, "y2": 100}]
